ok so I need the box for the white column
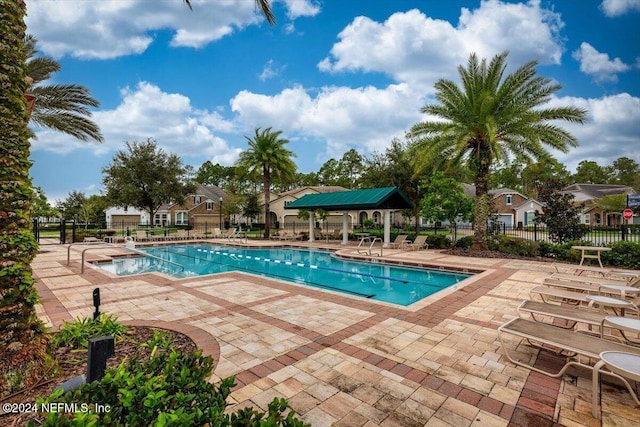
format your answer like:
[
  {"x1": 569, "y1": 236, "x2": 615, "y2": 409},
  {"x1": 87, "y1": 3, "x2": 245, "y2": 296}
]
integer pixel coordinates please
[
  {"x1": 383, "y1": 210, "x2": 391, "y2": 247},
  {"x1": 342, "y1": 212, "x2": 349, "y2": 245},
  {"x1": 308, "y1": 211, "x2": 315, "y2": 242}
]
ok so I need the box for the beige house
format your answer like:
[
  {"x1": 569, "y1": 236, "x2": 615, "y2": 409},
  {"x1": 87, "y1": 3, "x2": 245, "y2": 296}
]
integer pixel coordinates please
[{"x1": 461, "y1": 185, "x2": 539, "y2": 227}]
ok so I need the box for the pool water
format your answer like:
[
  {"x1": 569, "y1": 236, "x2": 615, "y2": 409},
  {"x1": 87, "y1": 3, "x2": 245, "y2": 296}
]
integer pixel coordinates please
[{"x1": 97, "y1": 244, "x2": 472, "y2": 306}]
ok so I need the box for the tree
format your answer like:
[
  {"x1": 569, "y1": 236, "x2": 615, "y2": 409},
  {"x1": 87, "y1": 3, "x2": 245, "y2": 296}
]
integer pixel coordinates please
[
  {"x1": 534, "y1": 179, "x2": 586, "y2": 244},
  {"x1": 243, "y1": 194, "x2": 260, "y2": 225},
  {"x1": 410, "y1": 52, "x2": 586, "y2": 251},
  {"x1": 236, "y1": 128, "x2": 296, "y2": 238},
  {"x1": 572, "y1": 160, "x2": 607, "y2": 184},
  {"x1": 609, "y1": 157, "x2": 640, "y2": 189},
  {"x1": 32, "y1": 186, "x2": 58, "y2": 219},
  {"x1": 0, "y1": 0, "x2": 49, "y2": 396},
  {"x1": 420, "y1": 172, "x2": 474, "y2": 226},
  {"x1": 24, "y1": 35, "x2": 103, "y2": 142},
  {"x1": 102, "y1": 139, "x2": 196, "y2": 225},
  {"x1": 185, "y1": 0, "x2": 275, "y2": 25},
  {"x1": 55, "y1": 191, "x2": 88, "y2": 222},
  {"x1": 362, "y1": 138, "x2": 423, "y2": 230},
  {"x1": 521, "y1": 157, "x2": 570, "y2": 198}
]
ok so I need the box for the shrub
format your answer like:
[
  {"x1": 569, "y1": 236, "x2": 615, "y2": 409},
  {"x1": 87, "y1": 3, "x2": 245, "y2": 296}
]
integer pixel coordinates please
[
  {"x1": 601, "y1": 241, "x2": 640, "y2": 269},
  {"x1": 33, "y1": 349, "x2": 309, "y2": 427},
  {"x1": 425, "y1": 234, "x2": 452, "y2": 249},
  {"x1": 490, "y1": 236, "x2": 540, "y2": 257},
  {"x1": 455, "y1": 236, "x2": 473, "y2": 249},
  {"x1": 52, "y1": 314, "x2": 127, "y2": 349}
]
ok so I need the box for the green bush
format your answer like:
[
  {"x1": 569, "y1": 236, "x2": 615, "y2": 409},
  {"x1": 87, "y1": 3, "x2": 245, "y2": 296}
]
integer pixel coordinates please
[
  {"x1": 601, "y1": 241, "x2": 640, "y2": 269},
  {"x1": 52, "y1": 314, "x2": 127, "y2": 349},
  {"x1": 455, "y1": 236, "x2": 473, "y2": 249},
  {"x1": 33, "y1": 349, "x2": 309, "y2": 427},
  {"x1": 490, "y1": 236, "x2": 540, "y2": 257},
  {"x1": 425, "y1": 234, "x2": 452, "y2": 249}
]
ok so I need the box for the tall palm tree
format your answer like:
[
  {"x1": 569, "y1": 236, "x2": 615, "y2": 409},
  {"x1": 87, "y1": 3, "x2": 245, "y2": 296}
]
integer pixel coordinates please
[
  {"x1": 236, "y1": 127, "x2": 296, "y2": 238},
  {"x1": 184, "y1": 0, "x2": 275, "y2": 25},
  {"x1": 0, "y1": 0, "x2": 50, "y2": 396},
  {"x1": 24, "y1": 35, "x2": 103, "y2": 142},
  {"x1": 409, "y1": 52, "x2": 586, "y2": 251}
]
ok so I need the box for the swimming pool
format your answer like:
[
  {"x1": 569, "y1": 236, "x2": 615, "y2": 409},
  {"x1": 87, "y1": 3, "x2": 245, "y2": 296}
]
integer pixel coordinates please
[{"x1": 97, "y1": 244, "x2": 472, "y2": 306}]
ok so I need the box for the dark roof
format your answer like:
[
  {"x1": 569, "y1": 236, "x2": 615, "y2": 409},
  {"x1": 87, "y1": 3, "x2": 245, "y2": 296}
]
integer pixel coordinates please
[
  {"x1": 562, "y1": 184, "x2": 634, "y2": 201},
  {"x1": 284, "y1": 187, "x2": 413, "y2": 211}
]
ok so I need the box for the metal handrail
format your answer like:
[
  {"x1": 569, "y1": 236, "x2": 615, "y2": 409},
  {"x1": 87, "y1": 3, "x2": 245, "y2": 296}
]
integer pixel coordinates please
[
  {"x1": 67, "y1": 241, "x2": 119, "y2": 265},
  {"x1": 71, "y1": 240, "x2": 185, "y2": 274},
  {"x1": 368, "y1": 237, "x2": 383, "y2": 256}
]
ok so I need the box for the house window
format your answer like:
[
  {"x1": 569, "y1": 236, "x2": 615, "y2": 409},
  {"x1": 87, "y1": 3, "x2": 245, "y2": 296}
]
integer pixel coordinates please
[
  {"x1": 155, "y1": 214, "x2": 168, "y2": 226},
  {"x1": 284, "y1": 201, "x2": 291, "y2": 207},
  {"x1": 595, "y1": 213, "x2": 601, "y2": 225},
  {"x1": 124, "y1": 206, "x2": 128, "y2": 213},
  {"x1": 176, "y1": 212, "x2": 188, "y2": 225},
  {"x1": 505, "y1": 195, "x2": 513, "y2": 205},
  {"x1": 194, "y1": 196, "x2": 201, "y2": 204},
  {"x1": 582, "y1": 214, "x2": 590, "y2": 224},
  {"x1": 206, "y1": 202, "x2": 213, "y2": 210}
]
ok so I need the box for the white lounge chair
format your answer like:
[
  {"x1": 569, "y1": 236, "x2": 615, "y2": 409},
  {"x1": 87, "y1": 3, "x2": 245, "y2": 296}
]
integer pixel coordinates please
[{"x1": 405, "y1": 235, "x2": 429, "y2": 251}]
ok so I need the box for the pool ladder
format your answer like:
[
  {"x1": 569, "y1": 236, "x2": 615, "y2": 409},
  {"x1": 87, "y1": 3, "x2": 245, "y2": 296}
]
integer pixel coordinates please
[{"x1": 356, "y1": 237, "x2": 383, "y2": 257}]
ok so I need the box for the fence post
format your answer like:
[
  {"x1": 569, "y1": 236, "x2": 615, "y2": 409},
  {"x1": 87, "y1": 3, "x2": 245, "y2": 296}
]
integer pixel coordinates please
[
  {"x1": 621, "y1": 224, "x2": 627, "y2": 241},
  {"x1": 33, "y1": 218, "x2": 39, "y2": 242},
  {"x1": 60, "y1": 220, "x2": 66, "y2": 244},
  {"x1": 534, "y1": 223, "x2": 537, "y2": 241},
  {"x1": 72, "y1": 220, "x2": 76, "y2": 243}
]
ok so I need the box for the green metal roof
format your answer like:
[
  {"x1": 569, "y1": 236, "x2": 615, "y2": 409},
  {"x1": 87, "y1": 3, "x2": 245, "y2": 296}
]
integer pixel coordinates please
[{"x1": 284, "y1": 187, "x2": 413, "y2": 211}]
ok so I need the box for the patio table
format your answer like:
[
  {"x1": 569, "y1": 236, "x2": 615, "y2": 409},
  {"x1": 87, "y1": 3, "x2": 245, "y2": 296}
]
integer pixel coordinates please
[{"x1": 571, "y1": 245, "x2": 611, "y2": 268}]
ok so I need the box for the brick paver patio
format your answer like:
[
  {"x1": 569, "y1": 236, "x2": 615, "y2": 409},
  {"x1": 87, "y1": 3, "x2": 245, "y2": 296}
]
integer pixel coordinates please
[{"x1": 32, "y1": 240, "x2": 640, "y2": 426}]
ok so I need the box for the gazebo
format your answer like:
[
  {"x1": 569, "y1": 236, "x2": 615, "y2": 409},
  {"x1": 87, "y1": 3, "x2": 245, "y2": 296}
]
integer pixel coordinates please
[{"x1": 284, "y1": 187, "x2": 413, "y2": 247}]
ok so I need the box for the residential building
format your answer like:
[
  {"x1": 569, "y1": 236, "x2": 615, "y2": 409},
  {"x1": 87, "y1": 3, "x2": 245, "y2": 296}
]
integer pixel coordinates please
[{"x1": 562, "y1": 183, "x2": 635, "y2": 225}]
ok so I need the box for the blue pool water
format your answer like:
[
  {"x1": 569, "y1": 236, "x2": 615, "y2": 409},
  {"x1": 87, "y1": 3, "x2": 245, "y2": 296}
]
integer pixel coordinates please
[{"x1": 97, "y1": 244, "x2": 472, "y2": 306}]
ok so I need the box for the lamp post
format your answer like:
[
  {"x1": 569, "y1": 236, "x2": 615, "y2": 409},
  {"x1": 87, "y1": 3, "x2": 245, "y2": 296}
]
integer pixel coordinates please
[{"x1": 219, "y1": 196, "x2": 223, "y2": 229}]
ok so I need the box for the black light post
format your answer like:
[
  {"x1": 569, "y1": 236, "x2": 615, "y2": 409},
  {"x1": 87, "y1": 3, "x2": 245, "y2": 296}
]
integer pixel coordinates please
[{"x1": 219, "y1": 196, "x2": 223, "y2": 229}]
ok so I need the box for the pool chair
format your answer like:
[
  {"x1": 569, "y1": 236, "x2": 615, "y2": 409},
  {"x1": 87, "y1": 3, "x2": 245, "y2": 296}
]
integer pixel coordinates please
[
  {"x1": 549, "y1": 272, "x2": 640, "y2": 288},
  {"x1": 405, "y1": 235, "x2": 429, "y2": 251},
  {"x1": 212, "y1": 228, "x2": 223, "y2": 238},
  {"x1": 498, "y1": 317, "x2": 640, "y2": 377},
  {"x1": 172, "y1": 230, "x2": 189, "y2": 240},
  {"x1": 135, "y1": 230, "x2": 150, "y2": 242},
  {"x1": 390, "y1": 234, "x2": 410, "y2": 249}
]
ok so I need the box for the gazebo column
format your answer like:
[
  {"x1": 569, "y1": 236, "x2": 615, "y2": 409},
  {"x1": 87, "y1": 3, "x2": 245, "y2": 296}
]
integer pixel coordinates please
[
  {"x1": 383, "y1": 210, "x2": 391, "y2": 247},
  {"x1": 342, "y1": 212, "x2": 349, "y2": 245},
  {"x1": 308, "y1": 210, "x2": 315, "y2": 242}
]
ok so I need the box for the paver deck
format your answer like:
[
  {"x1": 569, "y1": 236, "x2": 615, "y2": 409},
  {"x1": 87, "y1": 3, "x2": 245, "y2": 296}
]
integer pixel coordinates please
[{"x1": 32, "y1": 239, "x2": 640, "y2": 426}]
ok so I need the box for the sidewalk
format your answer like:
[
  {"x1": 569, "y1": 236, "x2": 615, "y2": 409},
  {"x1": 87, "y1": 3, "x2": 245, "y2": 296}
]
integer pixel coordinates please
[{"x1": 33, "y1": 241, "x2": 640, "y2": 426}]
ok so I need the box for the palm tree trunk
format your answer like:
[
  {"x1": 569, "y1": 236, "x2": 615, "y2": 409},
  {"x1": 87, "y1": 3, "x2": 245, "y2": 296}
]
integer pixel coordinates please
[
  {"x1": 471, "y1": 146, "x2": 491, "y2": 251},
  {"x1": 0, "y1": 0, "x2": 48, "y2": 396},
  {"x1": 263, "y1": 167, "x2": 271, "y2": 238}
]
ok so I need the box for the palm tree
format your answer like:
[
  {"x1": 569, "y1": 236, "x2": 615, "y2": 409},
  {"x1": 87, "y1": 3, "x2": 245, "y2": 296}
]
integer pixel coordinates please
[
  {"x1": 24, "y1": 35, "x2": 103, "y2": 142},
  {"x1": 0, "y1": 0, "x2": 50, "y2": 396},
  {"x1": 409, "y1": 52, "x2": 586, "y2": 251},
  {"x1": 184, "y1": 0, "x2": 275, "y2": 25},
  {"x1": 236, "y1": 128, "x2": 296, "y2": 238}
]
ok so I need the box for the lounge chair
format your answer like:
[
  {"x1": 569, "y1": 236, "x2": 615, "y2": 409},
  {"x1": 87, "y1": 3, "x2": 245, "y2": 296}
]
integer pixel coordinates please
[
  {"x1": 550, "y1": 272, "x2": 640, "y2": 288},
  {"x1": 135, "y1": 230, "x2": 149, "y2": 242},
  {"x1": 389, "y1": 234, "x2": 409, "y2": 249},
  {"x1": 498, "y1": 317, "x2": 640, "y2": 378},
  {"x1": 543, "y1": 277, "x2": 640, "y2": 299},
  {"x1": 405, "y1": 235, "x2": 429, "y2": 251},
  {"x1": 212, "y1": 228, "x2": 223, "y2": 238},
  {"x1": 172, "y1": 230, "x2": 189, "y2": 240}
]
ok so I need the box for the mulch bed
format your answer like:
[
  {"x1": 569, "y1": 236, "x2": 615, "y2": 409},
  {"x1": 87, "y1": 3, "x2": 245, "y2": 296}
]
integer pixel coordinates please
[{"x1": 0, "y1": 326, "x2": 196, "y2": 426}]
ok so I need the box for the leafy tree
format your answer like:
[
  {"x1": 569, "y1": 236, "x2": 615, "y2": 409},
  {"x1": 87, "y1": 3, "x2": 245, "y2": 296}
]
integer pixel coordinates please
[
  {"x1": 521, "y1": 157, "x2": 570, "y2": 198},
  {"x1": 534, "y1": 179, "x2": 586, "y2": 244},
  {"x1": 32, "y1": 186, "x2": 58, "y2": 219},
  {"x1": 338, "y1": 148, "x2": 365, "y2": 189},
  {"x1": 195, "y1": 161, "x2": 235, "y2": 187},
  {"x1": 572, "y1": 160, "x2": 608, "y2": 184},
  {"x1": 410, "y1": 52, "x2": 586, "y2": 251},
  {"x1": 86, "y1": 194, "x2": 109, "y2": 224},
  {"x1": 608, "y1": 157, "x2": 640, "y2": 189},
  {"x1": 596, "y1": 194, "x2": 628, "y2": 216},
  {"x1": 24, "y1": 35, "x2": 103, "y2": 142},
  {"x1": 360, "y1": 138, "x2": 423, "y2": 229},
  {"x1": 295, "y1": 171, "x2": 320, "y2": 187},
  {"x1": 243, "y1": 193, "x2": 260, "y2": 225},
  {"x1": 490, "y1": 162, "x2": 524, "y2": 194},
  {"x1": 420, "y1": 172, "x2": 474, "y2": 226},
  {"x1": 317, "y1": 158, "x2": 343, "y2": 187},
  {"x1": 102, "y1": 139, "x2": 196, "y2": 226},
  {"x1": 0, "y1": 0, "x2": 49, "y2": 396},
  {"x1": 55, "y1": 191, "x2": 88, "y2": 222},
  {"x1": 236, "y1": 128, "x2": 296, "y2": 238}
]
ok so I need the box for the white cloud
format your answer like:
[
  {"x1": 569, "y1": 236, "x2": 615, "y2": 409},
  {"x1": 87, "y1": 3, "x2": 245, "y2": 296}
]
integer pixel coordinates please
[
  {"x1": 258, "y1": 60, "x2": 286, "y2": 81},
  {"x1": 572, "y1": 42, "x2": 630, "y2": 82},
  {"x1": 30, "y1": 82, "x2": 241, "y2": 165},
  {"x1": 601, "y1": 0, "x2": 640, "y2": 17},
  {"x1": 230, "y1": 84, "x2": 423, "y2": 160},
  {"x1": 548, "y1": 93, "x2": 640, "y2": 172},
  {"x1": 319, "y1": 1, "x2": 564, "y2": 91},
  {"x1": 24, "y1": 0, "x2": 313, "y2": 59}
]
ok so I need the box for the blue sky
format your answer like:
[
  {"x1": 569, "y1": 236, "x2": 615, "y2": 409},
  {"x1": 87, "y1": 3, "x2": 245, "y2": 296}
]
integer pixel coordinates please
[{"x1": 26, "y1": 0, "x2": 640, "y2": 203}]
